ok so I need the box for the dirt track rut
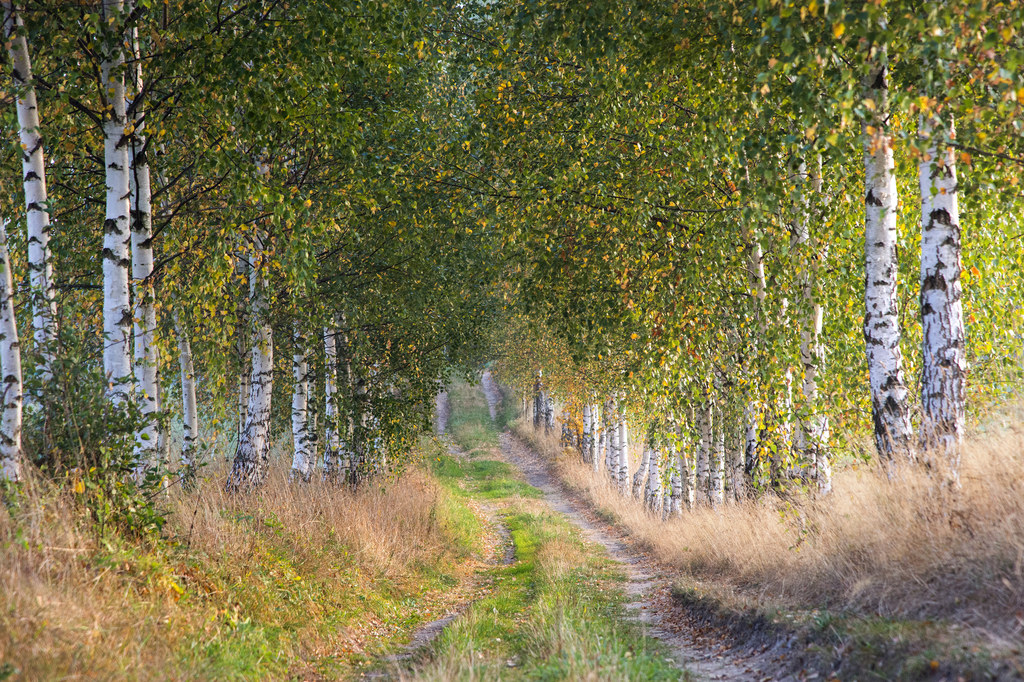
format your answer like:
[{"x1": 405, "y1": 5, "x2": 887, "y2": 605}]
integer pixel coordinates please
[{"x1": 481, "y1": 371, "x2": 790, "y2": 681}]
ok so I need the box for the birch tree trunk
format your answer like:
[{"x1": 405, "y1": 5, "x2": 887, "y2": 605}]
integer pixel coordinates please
[
  {"x1": 338, "y1": 323, "x2": 356, "y2": 481},
  {"x1": 864, "y1": 57, "x2": 915, "y2": 463},
  {"x1": 743, "y1": 213, "x2": 767, "y2": 487},
  {"x1": 322, "y1": 327, "x2": 341, "y2": 480},
  {"x1": 668, "y1": 440, "x2": 682, "y2": 516},
  {"x1": 173, "y1": 309, "x2": 198, "y2": 477},
  {"x1": 235, "y1": 257, "x2": 250, "y2": 454},
  {"x1": 606, "y1": 399, "x2": 617, "y2": 480},
  {"x1": 774, "y1": 368, "x2": 794, "y2": 484},
  {"x1": 582, "y1": 402, "x2": 592, "y2": 463},
  {"x1": 681, "y1": 435, "x2": 696, "y2": 510},
  {"x1": 617, "y1": 416, "x2": 630, "y2": 494},
  {"x1": 225, "y1": 259, "x2": 273, "y2": 492},
  {"x1": 544, "y1": 394, "x2": 555, "y2": 431},
  {"x1": 696, "y1": 398, "x2": 711, "y2": 504},
  {"x1": 795, "y1": 158, "x2": 832, "y2": 493},
  {"x1": 290, "y1": 327, "x2": 312, "y2": 481},
  {"x1": 129, "y1": 21, "x2": 158, "y2": 473},
  {"x1": 3, "y1": 5, "x2": 55, "y2": 387},
  {"x1": 632, "y1": 442, "x2": 650, "y2": 499},
  {"x1": 709, "y1": 404, "x2": 725, "y2": 507},
  {"x1": 743, "y1": 400, "x2": 759, "y2": 487},
  {"x1": 100, "y1": 0, "x2": 132, "y2": 404},
  {"x1": 645, "y1": 446, "x2": 662, "y2": 512},
  {"x1": 0, "y1": 222, "x2": 23, "y2": 482},
  {"x1": 918, "y1": 115, "x2": 966, "y2": 475},
  {"x1": 533, "y1": 371, "x2": 543, "y2": 429}
]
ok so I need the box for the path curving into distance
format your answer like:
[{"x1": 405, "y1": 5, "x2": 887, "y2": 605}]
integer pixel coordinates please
[{"x1": 480, "y1": 371, "x2": 792, "y2": 682}]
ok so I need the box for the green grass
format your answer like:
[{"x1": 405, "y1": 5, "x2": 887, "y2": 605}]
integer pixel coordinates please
[
  {"x1": 396, "y1": 377, "x2": 687, "y2": 680},
  {"x1": 411, "y1": 503, "x2": 686, "y2": 680}
]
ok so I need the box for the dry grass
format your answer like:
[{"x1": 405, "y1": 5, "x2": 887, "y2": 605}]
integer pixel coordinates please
[
  {"x1": 0, "y1": 444, "x2": 470, "y2": 680},
  {"x1": 515, "y1": 417, "x2": 1024, "y2": 639}
]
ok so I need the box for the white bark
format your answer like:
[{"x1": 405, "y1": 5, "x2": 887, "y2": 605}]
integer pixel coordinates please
[
  {"x1": 173, "y1": 309, "x2": 198, "y2": 473},
  {"x1": 3, "y1": 5, "x2": 55, "y2": 386},
  {"x1": 533, "y1": 371, "x2": 544, "y2": 429},
  {"x1": 743, "y1": 219, "x2": 767, "y2": 488},
  {"x1": 0, "y1": 221, "x2": 23, "y2": 482},
  {"x1": 696, "y1": 398, "x2": 711, "y2": 504},
  {"x1": 645, "y1": 446, "x2": 662, "y2": 512},
  {"x1": 710, "y1": 405, "x2": 725, "y2": 507},
  {"x1": 775, "y1": 367, "x2": 794, "y2": 482},
  {"x1": 724, "y1": 436, "x2": 737, "y2": 501},
  {"x1": 236, "y1": 257, "x2": 250, "y2": 452},
  {"x1": 681, "y1": 435, "x2": 696, "y2": 511},
  {"x1": 582, "y1": 402, "x2": 592, "y2": 463},
  {"x1": 743, "y1": 400, "x2": 760, "y2": 486},
  {"x1": 101, "y1": 0, "x2": 132, "y2": 404},
  {"x1": 129, "y1": 21, "x2": 158, "y2": 473},
  {"x1": 606, "y1": 399, "x2": 618, "y2": 481},
  {"x1": 864, "y1": 59, "x2": 915, "y2": 463},
  {"x1": 322, "y1": 327, "x2": 341, "y2": 480},
  {"x1": 290, "y1": 327, "x2": 313, "y2": 481},
  {"x1": 617, "y1": 416, "x2": 630, "y2": 494},
  {"x1": 794, "y1": 157, "x2": 832, "y2": 493},
  {"x1": 919, "y1": 115, "x2": 966, "y2": 474},
  {"x1": 544, "y1": 394, "x2": 555, "y2": 431},
  {"x1": 632, "y1": 442, "x2": 651, "y2": 500},
  {"x1": 668, "y1": 441, "x2": 682, "y2": 516},
  {"x1": 226, "y1": 260, "x2": 273, "y2": 492}
]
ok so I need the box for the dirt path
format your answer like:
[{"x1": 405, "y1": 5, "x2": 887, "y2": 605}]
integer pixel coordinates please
[{"x1": 480, "y1": 373, "x2": 789, "y2": 681}]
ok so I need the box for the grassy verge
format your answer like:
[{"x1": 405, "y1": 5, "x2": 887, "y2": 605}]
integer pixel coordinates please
[
  {"x1": 0, "y1": 436, "x2": 485, "y2": 680},
  {"x1": 513, "y1": 414, "x2": 1024, "y2": 680},
  {"x1": 403, "y1": 380, "x2": 687, "y2": 681}
]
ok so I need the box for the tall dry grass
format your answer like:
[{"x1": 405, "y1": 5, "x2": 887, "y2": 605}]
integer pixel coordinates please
[
  {"x1": 515, "y1": 418, "x2": 1024, "y2": 637},
  {"x1": 0, "y1": 452, "x2": 464, "y2": 679}
]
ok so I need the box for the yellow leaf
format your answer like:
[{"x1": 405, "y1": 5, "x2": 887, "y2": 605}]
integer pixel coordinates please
[{"x1": 833, "y1": 23, "x2": 845, "y2": 38}]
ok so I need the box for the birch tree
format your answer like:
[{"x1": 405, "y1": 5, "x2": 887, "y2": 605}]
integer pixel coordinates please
[
  {"x1": 696, "y1": 398, "x2": 711, "y2": 503},
  {"x1": 99, "y1": 0, "x2": 133, "y2": 404},
  {"x1": 616, "y1": 415, "x2": 630, "y2": 494},
  {"x1": 128, "y1": 17, "x2": 158, "y2": 472},
  {"x1": 3, "y1": 4, "x2": 55, "y2": 386},
  {"x1": 581, "y1": 402, "x2": 593, "y2": 463},
  {"x1": 322, "y1": 327, "x2": 342, "y2": 480},
  {"x1": 632, "y1": 440, "x2": 651, "y2": 499},
  {"x1": 794, "y1": 158, "x2": 832, "y2": 493},
  {"x1": 917, "y1": 20, "x2": 966, "y2": 472},
  {"x1": 173, "y1": 310, "x2": 198, "y2": 479},
  {"x1": 680, "y1": 430, "x2": 696, "y2": 511},
  {"x1": 226, "y1": 257, "x2": 274, "y2": 492},
  {"x1": 290, "y1": 327, "x2": 313, "y2": 481},
  {"x1": 667, "y1": 440, "x2": 682, "y2": 516},
  {"x1": 644, "y1": 445, "x2": 662, "y2": 512},
  {"x1": 710, "y1": 404, "x2": 725, "y2": 507},
  {"x1": 863, "y1": 48, "x2": 915, "y2": 463},
  {"x1": 0, "y1": 221, "x2": 23, "y2": 482}
]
